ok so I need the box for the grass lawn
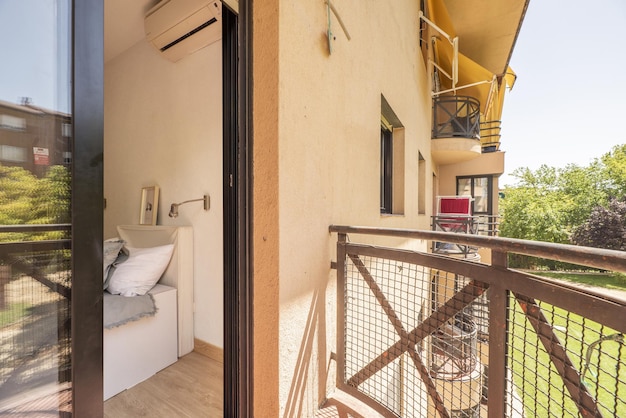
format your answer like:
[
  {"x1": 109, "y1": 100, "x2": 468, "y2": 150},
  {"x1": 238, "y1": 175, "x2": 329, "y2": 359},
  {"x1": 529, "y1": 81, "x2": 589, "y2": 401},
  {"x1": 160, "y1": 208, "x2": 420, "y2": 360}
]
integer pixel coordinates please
[
  {"x1": 536, "y1": 271, "x2": 626, "y2": 292},
  {"x1": 0, "y1": 302, "x2": 29, "y2": 327},
  {"x1": 508, "y1": 272, "x2": 626, "y2": 417}
]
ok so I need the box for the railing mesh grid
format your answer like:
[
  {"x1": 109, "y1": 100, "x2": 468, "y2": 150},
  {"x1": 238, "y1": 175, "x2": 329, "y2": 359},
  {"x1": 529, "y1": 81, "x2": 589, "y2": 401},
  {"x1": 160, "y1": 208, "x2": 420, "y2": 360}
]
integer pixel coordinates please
[
  {"x1": 342, "y1": 247, "x2": 625, "y2": 418},
  {"x1": 507, "y1": 294, "x2": 626, "y2": 418},
  {"x1": 344, "y1": 253, "x2": 488, "y2": 417},
  {"x1": 0, "y1": 249, "x2": 71, "y2": 413}
]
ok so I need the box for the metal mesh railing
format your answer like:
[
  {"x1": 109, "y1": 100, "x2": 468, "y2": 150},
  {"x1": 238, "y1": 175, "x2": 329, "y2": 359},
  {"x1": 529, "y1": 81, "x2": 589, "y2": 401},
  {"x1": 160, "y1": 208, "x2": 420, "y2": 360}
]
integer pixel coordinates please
[
  {"x1": 0, "y1": 267, "x2": 71, "y2": 394},
  {"x1": 343, "y1": 252, "x2": 490, "y2": 417},
  {"x1": 344, "y1": 255, "x2": 430, "y2": 416},
  {"x1": 507, "y1": 293, "x2": 625, "y2": 417},
  {"x1": 332, "y1": 226, "x2": 626, "y2": 418},
  {"x1": 0, "y1": 225, "x2": 72, "y2": 411}
]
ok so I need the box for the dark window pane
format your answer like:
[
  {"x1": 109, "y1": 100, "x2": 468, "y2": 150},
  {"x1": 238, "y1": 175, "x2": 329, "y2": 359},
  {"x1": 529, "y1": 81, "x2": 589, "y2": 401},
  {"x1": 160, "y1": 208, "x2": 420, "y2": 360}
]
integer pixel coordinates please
[{"x1": 381, "y1": 128, "x2": 393, "y2": 213}]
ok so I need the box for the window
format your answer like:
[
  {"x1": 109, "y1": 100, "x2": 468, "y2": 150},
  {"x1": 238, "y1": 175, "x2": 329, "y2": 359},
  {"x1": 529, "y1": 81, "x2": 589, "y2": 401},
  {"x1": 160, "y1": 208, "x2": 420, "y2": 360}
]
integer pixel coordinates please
[
  {"x1": 0, "y1": 114, "x2": 26, "y2": 131},
  {"x1": 380, "y1": 126, "x2": 393, "y2": 213},
  {"x1": 457, "y1": 176, "x2": 492, "y2": 214},
  {"x1": 418, "y1": 152, "x2": 426, "y2": 214},
  {"x1": 62, "y1": 123, "x2": 72, "y2": 137},
  {"x1": 0, "y1": 145, "x2": 27, "y2": 162},
  {"x1": 380, "y1": 95, "x2": 405, "y2": 215},
  {"x1": 457, "y1": 175, "x2": 494, "y2": 235}
]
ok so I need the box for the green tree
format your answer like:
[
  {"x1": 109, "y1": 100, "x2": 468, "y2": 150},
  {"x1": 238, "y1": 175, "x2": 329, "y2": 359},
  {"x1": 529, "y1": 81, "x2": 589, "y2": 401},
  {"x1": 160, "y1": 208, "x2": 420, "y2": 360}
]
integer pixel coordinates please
[
  {"x1": 557, "y1": 163, "x2": 607, "y2": 227},
  {"x1": 0, "y1": 165, "x2": 39, "y2": 225},
  {"x1": 500, "y1": 165, "x2": 575, "y2": 244},
  {"x1": 32, "y1": 165, "x2": 71, "y2": 224},
  {"x1": 0, "y1": 164, "x2": 71, "y2": 242},
  {"x1": 599, "y1": 144, "x2": 626, "y2": 199},
  {"x1": 571, "y1": 198, "x2": 626, "y2": 251},
  {"x1": 499, "y1": 144, "x2": 626, "y2": 268}
]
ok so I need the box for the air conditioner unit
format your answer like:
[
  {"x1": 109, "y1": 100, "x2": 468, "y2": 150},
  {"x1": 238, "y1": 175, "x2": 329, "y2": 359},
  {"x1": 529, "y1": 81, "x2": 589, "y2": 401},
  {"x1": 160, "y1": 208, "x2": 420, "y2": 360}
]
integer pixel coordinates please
[{"x1": 145, "y1": 0, "x2": 222, "y2": 62}]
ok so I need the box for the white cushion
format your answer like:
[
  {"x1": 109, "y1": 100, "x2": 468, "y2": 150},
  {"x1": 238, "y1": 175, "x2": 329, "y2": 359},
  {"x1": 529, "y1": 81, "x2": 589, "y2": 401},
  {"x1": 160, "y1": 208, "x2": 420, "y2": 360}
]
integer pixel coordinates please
[{"x1": 106, "y1": 244, "x2": 175, "y2": 297}]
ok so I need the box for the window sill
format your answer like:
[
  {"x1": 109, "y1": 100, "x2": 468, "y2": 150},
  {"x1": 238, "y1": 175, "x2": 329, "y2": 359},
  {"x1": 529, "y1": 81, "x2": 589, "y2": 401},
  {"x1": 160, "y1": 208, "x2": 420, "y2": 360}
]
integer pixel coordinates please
[{"x1": 380, "y1": 213, "x2": 405, "y2": 218}]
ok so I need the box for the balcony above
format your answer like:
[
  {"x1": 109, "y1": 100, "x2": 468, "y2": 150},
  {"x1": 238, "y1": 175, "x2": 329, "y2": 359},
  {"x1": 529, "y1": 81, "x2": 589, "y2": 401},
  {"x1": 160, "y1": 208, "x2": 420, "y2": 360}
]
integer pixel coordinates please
[{"x1": 432, "y1": 95, "x2": 481, "y2": 165}]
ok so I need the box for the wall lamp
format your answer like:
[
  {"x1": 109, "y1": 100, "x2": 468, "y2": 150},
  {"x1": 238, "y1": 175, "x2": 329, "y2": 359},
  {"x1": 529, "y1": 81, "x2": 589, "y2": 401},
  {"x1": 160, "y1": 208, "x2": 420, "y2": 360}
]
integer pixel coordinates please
[{"x1": 168, "y1": 194, "x2": 210, "y2": 218}]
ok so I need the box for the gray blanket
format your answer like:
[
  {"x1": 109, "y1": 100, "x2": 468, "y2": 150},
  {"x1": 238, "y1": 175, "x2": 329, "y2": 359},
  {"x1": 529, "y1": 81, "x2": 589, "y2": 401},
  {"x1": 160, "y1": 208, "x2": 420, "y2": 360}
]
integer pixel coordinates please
[{"x1": 104, "y1": 291, "x2": 157, "y2": 329}]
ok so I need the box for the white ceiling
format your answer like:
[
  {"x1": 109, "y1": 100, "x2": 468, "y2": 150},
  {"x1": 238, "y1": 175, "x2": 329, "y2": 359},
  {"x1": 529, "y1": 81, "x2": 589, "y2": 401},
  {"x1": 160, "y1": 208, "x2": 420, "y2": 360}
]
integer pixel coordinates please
[{"x1": 104, "y1": 0, "x2": 158, "y2": 62}]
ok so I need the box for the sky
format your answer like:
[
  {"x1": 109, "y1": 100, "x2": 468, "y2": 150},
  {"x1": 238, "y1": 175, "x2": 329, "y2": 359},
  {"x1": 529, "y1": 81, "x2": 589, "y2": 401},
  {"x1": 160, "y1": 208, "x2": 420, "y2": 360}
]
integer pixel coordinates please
[
  {"x1": 0, "y1": 1, "x2": 70, "y2": 113},
  {"x1": 500, "y1": 0, "x2": 626, "y2": 186}
]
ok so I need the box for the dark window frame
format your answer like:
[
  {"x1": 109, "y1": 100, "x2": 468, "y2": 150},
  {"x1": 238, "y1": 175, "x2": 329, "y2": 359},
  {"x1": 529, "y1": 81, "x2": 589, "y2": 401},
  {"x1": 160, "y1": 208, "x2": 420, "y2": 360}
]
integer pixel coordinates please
[
  {"x1": 456, "y1": 175, "x2": 493, "y2": 215},
  {"x1": 72, "y1": 0, "x2": 105, "y2": 414},
  {"x1": 380, "y1": 126, "x2": 393, "y2": 214}
]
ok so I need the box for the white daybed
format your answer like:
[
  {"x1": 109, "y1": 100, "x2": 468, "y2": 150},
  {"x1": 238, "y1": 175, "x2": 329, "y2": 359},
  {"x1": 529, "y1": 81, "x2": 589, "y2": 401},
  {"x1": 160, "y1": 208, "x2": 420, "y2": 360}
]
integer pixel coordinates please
[{"x1": 103, "y1": 225, "x2": 194, "y2": 400}]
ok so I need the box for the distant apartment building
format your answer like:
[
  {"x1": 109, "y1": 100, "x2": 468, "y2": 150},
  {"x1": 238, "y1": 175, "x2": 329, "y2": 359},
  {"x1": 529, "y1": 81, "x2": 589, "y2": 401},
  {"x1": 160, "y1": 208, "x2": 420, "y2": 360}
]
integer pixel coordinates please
[{"x1": 0, "y1": 98, "x2": 71, "y2": 176}]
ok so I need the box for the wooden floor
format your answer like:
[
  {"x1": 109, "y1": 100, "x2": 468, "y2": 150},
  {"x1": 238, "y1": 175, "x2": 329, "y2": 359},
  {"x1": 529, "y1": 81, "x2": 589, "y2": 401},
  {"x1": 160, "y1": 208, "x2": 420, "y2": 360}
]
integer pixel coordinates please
[{"x1": 104, "y1": 352, "x2": 223, "y2": 417}]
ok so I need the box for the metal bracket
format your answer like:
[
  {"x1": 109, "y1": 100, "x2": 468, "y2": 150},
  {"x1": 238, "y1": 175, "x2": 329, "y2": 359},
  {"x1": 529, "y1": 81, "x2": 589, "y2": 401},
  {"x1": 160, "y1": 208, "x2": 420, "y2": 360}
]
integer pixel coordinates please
[{"x1": 326, "y1": 0, "x2": 351, "y2": 55}]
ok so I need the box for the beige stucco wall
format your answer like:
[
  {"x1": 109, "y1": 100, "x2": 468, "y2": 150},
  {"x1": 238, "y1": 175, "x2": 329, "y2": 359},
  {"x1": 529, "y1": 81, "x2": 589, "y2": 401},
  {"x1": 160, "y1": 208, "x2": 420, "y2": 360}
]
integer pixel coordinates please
[
  {"x1": 253, "y1": 0, "x2": 281, "y2": 415},
  {"x1": 254, "y1": 0, "x2": 434, "y2": 415},
  {"x1": 438, "y1": 150, "x2": 504, "y2": 197},
  {"x1": 103, "y1": 39, "x2": 224, "y2": 348}
]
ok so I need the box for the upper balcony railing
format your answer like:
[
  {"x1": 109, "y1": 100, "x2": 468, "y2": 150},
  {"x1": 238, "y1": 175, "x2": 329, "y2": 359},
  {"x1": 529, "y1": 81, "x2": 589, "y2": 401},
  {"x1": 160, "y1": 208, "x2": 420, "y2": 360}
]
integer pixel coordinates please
[
  {"x1": 480, "y1": 120, "x2": 501, "y2": 153},
  {"x1": 330, "y1": 226, "x2": 626, "y2": 418},
  {"x1": 432, "y1": 96, "x2": 480, "y2": 140}
]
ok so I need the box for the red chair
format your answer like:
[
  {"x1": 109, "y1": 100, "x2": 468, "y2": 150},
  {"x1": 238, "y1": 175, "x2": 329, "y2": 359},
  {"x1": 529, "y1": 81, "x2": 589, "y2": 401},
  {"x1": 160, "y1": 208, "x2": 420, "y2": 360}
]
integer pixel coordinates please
[{"x1": 436, "y1": 196, "x2": 473, "y2": 234}]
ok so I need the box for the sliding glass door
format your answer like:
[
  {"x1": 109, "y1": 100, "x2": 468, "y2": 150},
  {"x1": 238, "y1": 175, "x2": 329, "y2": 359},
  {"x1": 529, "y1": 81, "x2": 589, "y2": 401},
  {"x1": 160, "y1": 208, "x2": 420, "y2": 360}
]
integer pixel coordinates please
[{"x1": 0, "y1": 1, "x2": 103, "y2": 415}]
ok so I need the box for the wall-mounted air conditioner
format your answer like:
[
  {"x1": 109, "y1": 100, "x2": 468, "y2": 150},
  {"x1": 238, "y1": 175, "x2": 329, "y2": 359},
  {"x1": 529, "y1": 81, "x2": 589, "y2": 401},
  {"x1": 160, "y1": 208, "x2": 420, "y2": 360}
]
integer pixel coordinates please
[{"x1": 145, "y1": 0, "x2": 222, "y2": 62}]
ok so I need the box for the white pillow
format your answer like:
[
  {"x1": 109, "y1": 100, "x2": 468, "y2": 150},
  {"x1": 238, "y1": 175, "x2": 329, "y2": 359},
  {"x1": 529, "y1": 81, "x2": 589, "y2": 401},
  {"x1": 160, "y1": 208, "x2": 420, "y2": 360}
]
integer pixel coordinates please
[{"x1": 106, "y1": 244, "x2": 175, "y2": 297}]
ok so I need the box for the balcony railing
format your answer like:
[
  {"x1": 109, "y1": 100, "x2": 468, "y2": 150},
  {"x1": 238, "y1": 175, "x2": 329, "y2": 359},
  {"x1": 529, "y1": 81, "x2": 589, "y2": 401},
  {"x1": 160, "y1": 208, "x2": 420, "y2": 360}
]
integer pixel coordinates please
[
  {"x1": 0, "y1": 224, "x2": 72, "y2": 405},
  {"x1": 330, "y1": 226, "x2": 626, "y2": 418},
  {"x1": 432, "y1": 214, "x2": 500, "y2": 240},
  {"x1": 432, "y1": 96, "x2": 481, "y2": 140},
  {"x1": 480, "y1": 120, "x2": 501, "y2": 153}
]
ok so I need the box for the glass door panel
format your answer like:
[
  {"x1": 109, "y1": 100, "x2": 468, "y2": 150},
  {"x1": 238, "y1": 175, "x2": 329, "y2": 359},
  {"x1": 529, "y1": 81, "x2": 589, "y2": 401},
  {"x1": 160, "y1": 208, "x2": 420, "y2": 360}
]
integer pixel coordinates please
[{"x1": 0, "y1": 1, "x2": 73, "y2": 414}]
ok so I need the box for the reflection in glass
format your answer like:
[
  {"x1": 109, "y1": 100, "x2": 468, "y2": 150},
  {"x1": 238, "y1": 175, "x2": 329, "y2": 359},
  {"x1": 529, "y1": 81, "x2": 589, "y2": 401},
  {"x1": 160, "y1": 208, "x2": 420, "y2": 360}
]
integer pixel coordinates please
[
  {"x1": 474, "y1": 177, "x2": 489, "y2": 213},
  {"x1": 0, "y1": 1, "x2": 73, "y2": 414}
]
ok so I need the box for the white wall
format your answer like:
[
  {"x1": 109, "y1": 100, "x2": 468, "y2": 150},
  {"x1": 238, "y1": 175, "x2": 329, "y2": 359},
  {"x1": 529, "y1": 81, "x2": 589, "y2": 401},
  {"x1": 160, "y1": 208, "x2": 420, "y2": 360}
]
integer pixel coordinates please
[{"x1": 104, "y1": 39, "x2": 223, "y2": 348}]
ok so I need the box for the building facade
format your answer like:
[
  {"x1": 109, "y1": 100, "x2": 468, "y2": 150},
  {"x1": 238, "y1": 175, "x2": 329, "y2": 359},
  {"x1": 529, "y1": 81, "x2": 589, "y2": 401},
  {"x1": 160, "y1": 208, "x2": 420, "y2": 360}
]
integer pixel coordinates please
[
  {"x1": 0, "y1": 0, "x2": 529, "y2": 415},
  {"x1": 251, "y1": 0, "x2": 528, "y2": 414}
]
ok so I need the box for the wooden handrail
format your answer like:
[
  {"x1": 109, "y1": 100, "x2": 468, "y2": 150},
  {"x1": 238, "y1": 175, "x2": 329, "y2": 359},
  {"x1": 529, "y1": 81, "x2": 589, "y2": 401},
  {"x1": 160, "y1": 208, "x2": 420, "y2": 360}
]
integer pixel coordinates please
[
  {"x1": 329, "y1": 225, "x2": 626, "y2": 273},
  {"x1": 0, "y1": 224, "x2": 71, "y2": 233}
]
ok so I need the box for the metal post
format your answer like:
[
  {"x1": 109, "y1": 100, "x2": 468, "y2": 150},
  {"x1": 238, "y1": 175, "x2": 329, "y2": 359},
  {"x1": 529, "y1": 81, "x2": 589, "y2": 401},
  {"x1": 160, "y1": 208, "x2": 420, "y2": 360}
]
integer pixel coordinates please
[
  {"x1": 488, "y1": 250, "x2": 508, "y2": 418},
  {"x1": 336, "y1": 233, "x2": 347, "y2": 389}
]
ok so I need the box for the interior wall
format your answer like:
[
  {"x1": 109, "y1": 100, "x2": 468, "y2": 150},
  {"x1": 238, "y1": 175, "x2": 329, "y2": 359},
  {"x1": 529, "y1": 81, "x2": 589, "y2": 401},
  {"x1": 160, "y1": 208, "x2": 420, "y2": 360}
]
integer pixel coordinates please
[{"x1": 103, "y1": 39, "x2": 224, "y2": 348}]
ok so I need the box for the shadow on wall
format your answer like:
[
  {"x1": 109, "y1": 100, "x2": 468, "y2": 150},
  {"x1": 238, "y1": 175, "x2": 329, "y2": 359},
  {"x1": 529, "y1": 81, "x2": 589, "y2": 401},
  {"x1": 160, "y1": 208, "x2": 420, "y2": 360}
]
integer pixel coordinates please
[{"x1": 282, "y1": 281, "x2": 331, "y2": 418}]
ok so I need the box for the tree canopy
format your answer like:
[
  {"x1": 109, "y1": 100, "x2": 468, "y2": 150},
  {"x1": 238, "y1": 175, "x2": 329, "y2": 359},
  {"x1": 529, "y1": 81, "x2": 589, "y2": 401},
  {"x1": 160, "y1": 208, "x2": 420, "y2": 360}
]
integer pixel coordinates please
[
  {"x1": 499, "y1": 144, "x2": 626, "y2": 260},
  {"x1": 571, "y1": 198, "x2": 626, "y2": 251},
  {"x1": 0, "y1": 164, "x2": 71, "y2": 242}
]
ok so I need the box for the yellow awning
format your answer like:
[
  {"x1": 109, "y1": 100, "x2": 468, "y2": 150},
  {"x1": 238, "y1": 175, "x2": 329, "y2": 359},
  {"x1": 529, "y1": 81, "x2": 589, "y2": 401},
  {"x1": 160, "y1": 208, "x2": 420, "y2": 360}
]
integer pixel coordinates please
[
  {"x1": 433, "y1": 38, "x2": 496, "y2": 114},
  {"x1": 503, "y1": 67, "x2": 517, "y2": 90},
  {"x1": 425, "y1": 0, "x2": 516, "y2": 149},
  {"x1": 426, "y1": 0, "x2": 456, "y2": 39}
]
